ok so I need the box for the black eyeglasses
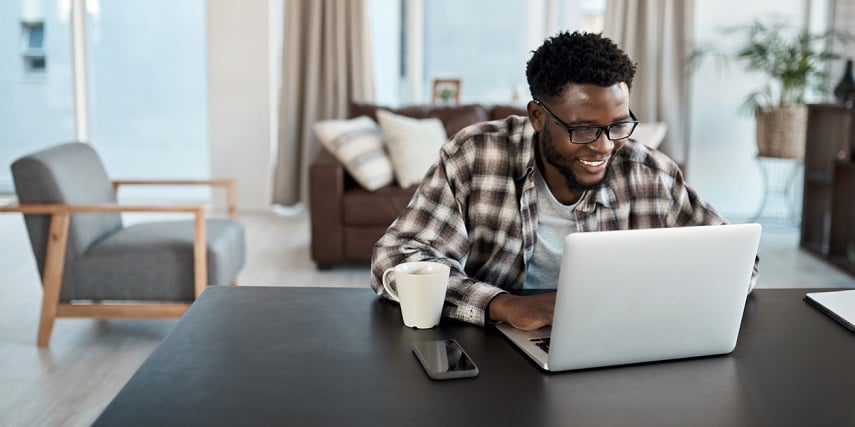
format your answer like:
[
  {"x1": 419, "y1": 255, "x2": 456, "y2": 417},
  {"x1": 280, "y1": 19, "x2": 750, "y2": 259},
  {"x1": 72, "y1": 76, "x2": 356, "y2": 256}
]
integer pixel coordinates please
[{"x1": 534, "y1": 99, "x2": 639, "y2": 144}]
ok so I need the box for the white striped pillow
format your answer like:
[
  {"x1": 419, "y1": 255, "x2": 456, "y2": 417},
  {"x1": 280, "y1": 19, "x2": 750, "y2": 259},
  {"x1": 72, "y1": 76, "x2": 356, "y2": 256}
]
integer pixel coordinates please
[{"x1": 313, "y1": 116, "x2": 394, "y2": 191}]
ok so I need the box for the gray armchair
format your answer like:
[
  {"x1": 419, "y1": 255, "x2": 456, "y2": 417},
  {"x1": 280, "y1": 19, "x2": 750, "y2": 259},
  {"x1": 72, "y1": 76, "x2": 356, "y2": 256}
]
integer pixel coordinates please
[{"x1": 0, "y1": 142, "x2": 245, "y2": 346}]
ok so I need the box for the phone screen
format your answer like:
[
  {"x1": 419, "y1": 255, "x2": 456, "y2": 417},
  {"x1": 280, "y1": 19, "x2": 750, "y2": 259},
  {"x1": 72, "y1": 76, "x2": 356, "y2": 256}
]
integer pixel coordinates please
[{"x1": 412, "y1": 339, "x2": 479, "y2": 380}]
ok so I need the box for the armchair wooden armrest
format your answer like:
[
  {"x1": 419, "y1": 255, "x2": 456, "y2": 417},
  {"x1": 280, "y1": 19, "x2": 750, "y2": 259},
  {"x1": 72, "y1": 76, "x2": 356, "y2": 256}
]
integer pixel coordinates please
[
  {"x1": 111, "y1": 178, "x2": 237, "y2": 218},
  {"x1": 0, "y1": 203, "x2": 205, "y2": 214}
]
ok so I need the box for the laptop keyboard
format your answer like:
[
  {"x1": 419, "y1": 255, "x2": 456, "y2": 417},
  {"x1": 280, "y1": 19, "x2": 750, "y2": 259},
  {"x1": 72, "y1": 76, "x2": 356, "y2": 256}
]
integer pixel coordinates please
[{"x1": 531, "y1": 337, "x2": 550, "y2": 353}]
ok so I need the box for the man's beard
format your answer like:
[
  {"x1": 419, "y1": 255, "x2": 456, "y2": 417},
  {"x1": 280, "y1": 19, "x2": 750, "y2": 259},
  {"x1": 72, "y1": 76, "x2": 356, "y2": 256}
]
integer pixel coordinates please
[{"x1": 539, "y1": 125, "x2": 610, "y2": 194}]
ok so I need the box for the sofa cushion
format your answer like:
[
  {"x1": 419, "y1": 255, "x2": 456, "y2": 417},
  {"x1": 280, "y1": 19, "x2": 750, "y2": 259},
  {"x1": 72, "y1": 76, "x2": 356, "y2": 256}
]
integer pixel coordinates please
[
  {"x1": 343, "y1": 226, "x2": 391, "y2": 262},
  {"x1": 376, "y1": 109, "x2": 447, "y2": 188},
  {"x1": 342, "y1": 185, "x2": 416, "y2": 227},
  {"x1": 313, "y1": 116, "x2": 394, "y2": 191}
]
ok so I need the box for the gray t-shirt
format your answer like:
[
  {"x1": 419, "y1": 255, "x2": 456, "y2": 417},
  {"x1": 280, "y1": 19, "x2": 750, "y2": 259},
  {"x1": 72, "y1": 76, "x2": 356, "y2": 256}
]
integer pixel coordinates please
[{"x1": 524, "y1": 166, "x2": 584, "y2": 289}]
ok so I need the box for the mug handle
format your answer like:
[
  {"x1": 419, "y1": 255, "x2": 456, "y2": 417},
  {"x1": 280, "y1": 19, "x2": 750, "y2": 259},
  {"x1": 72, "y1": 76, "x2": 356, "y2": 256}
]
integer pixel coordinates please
[{"x1": 382, "y1": 268, "x2": 400, "y2": 303}]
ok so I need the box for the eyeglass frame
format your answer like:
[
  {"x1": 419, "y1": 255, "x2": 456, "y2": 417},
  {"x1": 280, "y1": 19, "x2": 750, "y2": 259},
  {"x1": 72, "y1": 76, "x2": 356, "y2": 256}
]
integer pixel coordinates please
[{"x1": 534, "y1": 99, "x2": 639, "y2": 145}]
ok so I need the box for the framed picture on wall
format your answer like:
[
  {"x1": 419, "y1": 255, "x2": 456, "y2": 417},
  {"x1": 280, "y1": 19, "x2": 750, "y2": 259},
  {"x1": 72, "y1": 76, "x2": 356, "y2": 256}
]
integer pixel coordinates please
[{"x1": 431, "y1": 78, "x2": 461, "y2": 105}]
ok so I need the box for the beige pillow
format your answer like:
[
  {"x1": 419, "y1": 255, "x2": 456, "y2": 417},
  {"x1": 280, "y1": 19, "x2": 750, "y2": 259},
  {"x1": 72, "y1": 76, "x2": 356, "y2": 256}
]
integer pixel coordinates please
[
  {"x1": 376, "y1": 109, "x2": 447, "y2": 188},
  {"x1": 313, "y1": 116, "x2": 394, "y2": 191}
]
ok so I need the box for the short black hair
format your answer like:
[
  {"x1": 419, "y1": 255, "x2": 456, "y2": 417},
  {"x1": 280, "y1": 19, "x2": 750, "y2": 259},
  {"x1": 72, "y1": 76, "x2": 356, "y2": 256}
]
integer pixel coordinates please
[{"x1": 526, "y1": 31, "x2": 636, "y2": 101}]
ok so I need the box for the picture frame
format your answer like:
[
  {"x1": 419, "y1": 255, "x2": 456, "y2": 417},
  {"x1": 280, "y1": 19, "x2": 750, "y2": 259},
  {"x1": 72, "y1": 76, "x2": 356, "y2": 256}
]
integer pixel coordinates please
[{"x1": 431, "y1": 78, "x2": 461, "y2": 105}]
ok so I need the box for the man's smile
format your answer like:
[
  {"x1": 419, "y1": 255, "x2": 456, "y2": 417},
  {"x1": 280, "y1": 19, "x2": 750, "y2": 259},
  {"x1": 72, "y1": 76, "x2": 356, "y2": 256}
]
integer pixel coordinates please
[
  {"x1": 577, "y1": 157, "x2": 610, "y2": 173},
  {"x1": 578, "y1": 158, "x2": 608, "y2": 167}
]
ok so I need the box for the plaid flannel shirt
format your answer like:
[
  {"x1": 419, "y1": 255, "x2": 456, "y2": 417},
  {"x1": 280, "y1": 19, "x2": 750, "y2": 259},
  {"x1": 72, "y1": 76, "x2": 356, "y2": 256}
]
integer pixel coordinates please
[{"x1": 370, "y1": 116, "x2": 758, "y2": 326}]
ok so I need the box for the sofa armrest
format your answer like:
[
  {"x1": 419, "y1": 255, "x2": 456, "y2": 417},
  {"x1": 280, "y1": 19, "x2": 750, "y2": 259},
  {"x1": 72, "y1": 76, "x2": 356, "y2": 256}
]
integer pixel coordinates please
[
  {"x1": 309, "y1": 148, "x2": 345, "y2": 267},
  {"x1": 311, "y1": 146, "x2": 343, "y2": 169}
]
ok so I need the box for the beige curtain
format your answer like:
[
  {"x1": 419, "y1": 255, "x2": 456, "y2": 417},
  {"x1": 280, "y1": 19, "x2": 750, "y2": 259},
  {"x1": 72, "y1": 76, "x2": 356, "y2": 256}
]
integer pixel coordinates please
[
  {"x1": 273, "y1": 0, "x2": 374, "y2": 206},
  {"x1": 603, "y1": 0, "x2": 693, "y2": 165}
]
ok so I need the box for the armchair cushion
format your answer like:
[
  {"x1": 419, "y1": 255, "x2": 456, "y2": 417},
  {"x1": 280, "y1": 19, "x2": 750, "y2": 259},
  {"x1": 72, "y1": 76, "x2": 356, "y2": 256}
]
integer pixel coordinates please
[{"x1": 74, "y1": 219, "x2": 245, "y2": 301}]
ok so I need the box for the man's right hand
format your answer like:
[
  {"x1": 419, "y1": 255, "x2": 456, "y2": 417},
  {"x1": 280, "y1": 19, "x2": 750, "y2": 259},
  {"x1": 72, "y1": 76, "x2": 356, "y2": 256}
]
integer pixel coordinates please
[{"x1": 487, "y1": 292, "x2": 556, "y2": 331}]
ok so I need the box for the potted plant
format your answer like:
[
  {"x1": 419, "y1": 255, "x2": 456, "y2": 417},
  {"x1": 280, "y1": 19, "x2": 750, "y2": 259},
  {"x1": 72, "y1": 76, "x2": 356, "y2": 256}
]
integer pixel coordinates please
[{"x1": 691, "y1": 19, "x2": 852, "y2": 159}]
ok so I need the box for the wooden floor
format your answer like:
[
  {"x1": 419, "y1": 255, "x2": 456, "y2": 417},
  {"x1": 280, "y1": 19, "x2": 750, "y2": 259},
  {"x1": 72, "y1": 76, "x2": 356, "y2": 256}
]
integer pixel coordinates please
[{"x1": 0, "y1": 211, "x2": 852, "y2": 427}]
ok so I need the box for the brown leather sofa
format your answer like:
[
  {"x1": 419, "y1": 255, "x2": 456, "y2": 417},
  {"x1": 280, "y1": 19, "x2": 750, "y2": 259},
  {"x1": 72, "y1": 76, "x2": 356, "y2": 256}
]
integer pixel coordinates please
[{"x1": 309, "y1": 102, "x2": 527, "y2": 268}]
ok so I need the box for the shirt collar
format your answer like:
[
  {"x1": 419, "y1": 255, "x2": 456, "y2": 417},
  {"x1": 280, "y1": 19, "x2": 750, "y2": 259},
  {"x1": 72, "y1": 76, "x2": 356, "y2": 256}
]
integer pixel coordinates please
[
  {"x1": 577, "y1": 183, "x2": 617, "y2": 212},
  {"x1": 515, "y1": 119, "x2": 537, "y2": 181}
]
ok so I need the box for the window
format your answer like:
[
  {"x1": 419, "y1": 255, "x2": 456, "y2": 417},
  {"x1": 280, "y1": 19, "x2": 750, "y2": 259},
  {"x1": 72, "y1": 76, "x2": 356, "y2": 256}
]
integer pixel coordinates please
[
  {"x1": 0, "y1": 2, "x2": 74, "y2": 193},
  {"x1": 21, "y1": 21, "x2": 46, "y2": 72},
  {"x1": 84, "y1": 0, "x2": 209, "y2": 201},
  {"x1": 1, "y1": 1, "x2": 209, "y2": 199},
  {"x1": 370, "y1": 0, "x2": 606, "y2": 106}
]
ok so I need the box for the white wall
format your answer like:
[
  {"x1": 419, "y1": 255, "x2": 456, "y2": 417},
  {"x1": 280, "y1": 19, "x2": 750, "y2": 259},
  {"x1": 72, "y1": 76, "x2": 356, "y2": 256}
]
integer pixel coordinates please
[
  {"x1": 688, "y1": 0, "x2": 827, "y2": 219},
  {"x1": 207, "y1": 0, "x2": 278, "y2": 212}
]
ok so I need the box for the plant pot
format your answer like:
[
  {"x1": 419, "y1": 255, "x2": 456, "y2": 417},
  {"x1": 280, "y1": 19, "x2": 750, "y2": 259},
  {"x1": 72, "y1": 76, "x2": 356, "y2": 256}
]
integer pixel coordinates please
[{"x1": 754, "y1": 105, "x2": 807, "y2": 159}]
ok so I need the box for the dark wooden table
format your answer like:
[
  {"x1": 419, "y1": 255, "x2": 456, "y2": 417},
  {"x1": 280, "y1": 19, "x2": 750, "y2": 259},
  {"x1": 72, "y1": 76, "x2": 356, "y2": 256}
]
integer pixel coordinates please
[{"x1": 93, "y1": 286, "x2": 855, "y2": 427}]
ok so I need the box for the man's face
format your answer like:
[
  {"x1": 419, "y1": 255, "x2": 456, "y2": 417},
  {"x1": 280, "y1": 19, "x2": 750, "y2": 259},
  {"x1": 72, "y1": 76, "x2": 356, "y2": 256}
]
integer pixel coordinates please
[{"x1": 528, "y1": 83, "x2": 631, "y2": 199}]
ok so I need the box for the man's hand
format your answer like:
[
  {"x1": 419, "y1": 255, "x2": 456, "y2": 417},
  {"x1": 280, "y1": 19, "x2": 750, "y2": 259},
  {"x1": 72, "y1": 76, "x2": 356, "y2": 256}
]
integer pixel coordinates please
[{"x1": 488, "y1": 293, "x2": 556, "y2": 331}]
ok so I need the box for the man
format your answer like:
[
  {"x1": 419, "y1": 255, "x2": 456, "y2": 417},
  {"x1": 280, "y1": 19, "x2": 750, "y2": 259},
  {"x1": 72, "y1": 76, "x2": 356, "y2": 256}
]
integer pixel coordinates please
[{"x1": 370, "y1": 31, "x2": 757, "y2": 331}]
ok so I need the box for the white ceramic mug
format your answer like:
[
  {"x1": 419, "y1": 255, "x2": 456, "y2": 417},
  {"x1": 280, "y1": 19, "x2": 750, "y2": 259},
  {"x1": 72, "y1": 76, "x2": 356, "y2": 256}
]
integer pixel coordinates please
[{"x1": 382, "y1": 261, "x2": 450, "y2": 329}]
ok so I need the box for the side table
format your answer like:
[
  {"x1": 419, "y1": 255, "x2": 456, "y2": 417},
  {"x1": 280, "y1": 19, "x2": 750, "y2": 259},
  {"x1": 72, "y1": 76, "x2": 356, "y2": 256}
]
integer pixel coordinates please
[{"x1": 749, "y1": 155, "x2": 802, "y2": 227}]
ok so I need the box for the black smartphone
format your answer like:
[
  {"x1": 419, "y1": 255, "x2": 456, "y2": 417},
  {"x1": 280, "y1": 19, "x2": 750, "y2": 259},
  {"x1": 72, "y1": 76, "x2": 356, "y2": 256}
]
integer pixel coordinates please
[{"x1": 412, "y1": 339, "x2": 479, "y2": 380}]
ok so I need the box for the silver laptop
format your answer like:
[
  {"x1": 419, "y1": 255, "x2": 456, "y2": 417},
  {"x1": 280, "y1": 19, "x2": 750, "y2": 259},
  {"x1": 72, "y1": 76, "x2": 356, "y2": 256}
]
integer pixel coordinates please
[{"x1": 497, "y1": 223, "x2": 762, "y2": 372}]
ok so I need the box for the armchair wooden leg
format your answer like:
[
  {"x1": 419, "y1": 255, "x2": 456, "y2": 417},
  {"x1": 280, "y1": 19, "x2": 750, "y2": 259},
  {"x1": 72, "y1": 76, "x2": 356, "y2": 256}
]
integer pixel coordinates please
[
  {"x1": 37, "y1": 294, "x2": 59, "y2": 347},
  {"x1": 38, "y1": 213, "x2": 70, "y2": 347},
  {"x1": 192, "y1": 209, "x2": 207, "y2": 298}
]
